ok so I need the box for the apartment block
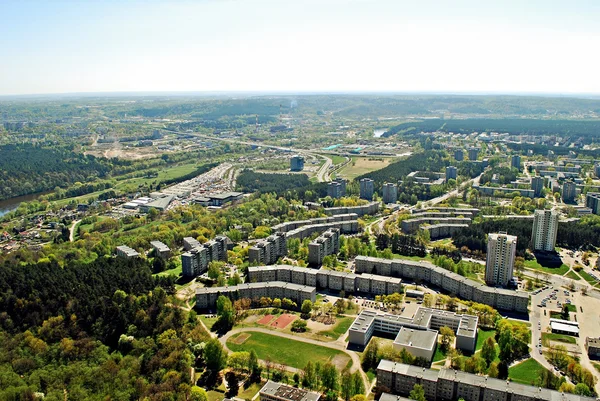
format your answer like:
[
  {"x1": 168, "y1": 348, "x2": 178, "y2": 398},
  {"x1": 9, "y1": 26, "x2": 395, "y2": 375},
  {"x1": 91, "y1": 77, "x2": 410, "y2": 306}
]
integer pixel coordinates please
[
  {"x1": 150, "y1": 241, "x2": 171, "y2": 259},
  {"x1": 116, "y1": 245, "x2": 140, "y2": 258},
  {"x1": 290, "y1": 155, "x2": 305, "y2": 171},
  {"x1": 585, "y1": 192, "x2": 600, "y2": 215},
  {"x1": 531, "y1": 176, "x2": 545, "y2": 197},
  {"x1": 532, "y1": 209, "x2": 558, "y2": 252},
  {"x1": 359, "y1": 178, "x2": 375, "y2": 201},
  {"x1": 562, "y1": 180, "x2": 577, "y2": 203},
  {"x1": 248, "y1": 232, "x2": 288, "y2": 265},
  {"x1": 377, "y1": 361, "x2": 595, "y2": 401},
  {"x1": 355, "y1": 256, "x2": 529, "y2": 313},
  {"x1": 485, "y1": 232, "x2": 517, "y2": 287},
  {"x1": 308, "y1": 228, "x2": 340, "y2": 265},
  {"x1": 196, "y1": 281, "x2": 316, "y2": 310},
  {"x1": 327, "y1": 178, "x2": 347, "y2": 199},
  {"x1": 445, "y1": 166, "x2": 457, "y2": 182},
  {"x1": 181, "y1": 235, "x2": 228, "y2": 277},
  {"x1": 382, "y1": 182, "x2": 398, "y2": 204}
]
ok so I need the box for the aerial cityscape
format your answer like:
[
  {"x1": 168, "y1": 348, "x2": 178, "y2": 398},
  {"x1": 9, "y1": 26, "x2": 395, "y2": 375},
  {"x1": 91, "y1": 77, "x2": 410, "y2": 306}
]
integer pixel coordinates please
[{"x1": 2, "y1": 1, "x2": 600, "y2": 401}]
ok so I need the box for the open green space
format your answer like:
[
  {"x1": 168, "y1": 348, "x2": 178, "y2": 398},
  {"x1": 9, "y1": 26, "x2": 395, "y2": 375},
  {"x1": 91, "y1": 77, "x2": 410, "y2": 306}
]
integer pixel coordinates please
[
  {"x1": 338, "y1": 157, "x2": 394, "y2": 180},
  {"x1": 200, "y1": 315, "x2": 219, "y2": 330},
  {"x1": 565, "y1": 270, "x2": 582, "y2": 281},
  {"x1": 433, "y1": 345, "x2": 448, "y2": 362},
  {"x1": 318, "y1": 316, "x2": 354, "y2": 340},
  {"x1": 524, "y1": 260, "x2": 569, "y2": 276},
  {"x1": 475, "y1": 329, "x2": 497, "y2": 352},
  {"x1": 508, "y1": 358, "x2": 551, "y2": 386},
  {"x1": 577, "y1": 270, "x2": 598, "y2": 285},
  {"x1": 227, "y1": 331, "x2": 349, "y2": 369},
  {"x1": 237, "y1": 381, "x2": 264, "y2": 400},
  {"x1": 542, "y1": 332, "x2": 577, "y2": 344},
  {"x1": 329, "y1": 155, "x2": 348, "y2": 166},
  {"x1": 565, "y1": 304, "x2": 576, "y2": 312}
]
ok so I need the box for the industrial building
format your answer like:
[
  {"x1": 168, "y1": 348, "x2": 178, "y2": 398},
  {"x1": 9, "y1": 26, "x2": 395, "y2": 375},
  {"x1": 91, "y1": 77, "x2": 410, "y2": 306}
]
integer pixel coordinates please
[
  {"x1": 359, "y1": 178, "x2": 374, "y2": 201},
  {"x1": 377, "y1": 361, "x2": 595, "y2": 401},
  {"x1": 382, "y1": 182, "x2": 398, "y2": 204},
  {"x1": 195, "y1": 281, "x2": 316, "y2": 310},
  {"x1": 308, "y1": 228, "x2": 340, "y2": 266},
  {"x1": 348, "y1": 308, "x2": 478, "y2": 358},
  {"x1": 355, "y1": 256, "x2": 529, "y2": 313},
  {"x1": 485, "y1": 232, "x2": 517, "y2": 287},
  {"x1": 531, "y1": 209, "x2": 559, "y2": 252},
  {"x1": 259, "y1": 381, "x2": 320, "y2": 401}
]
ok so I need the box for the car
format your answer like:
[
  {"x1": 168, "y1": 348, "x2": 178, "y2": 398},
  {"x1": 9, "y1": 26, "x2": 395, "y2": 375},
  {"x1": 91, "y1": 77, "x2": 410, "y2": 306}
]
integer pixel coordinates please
[{"x1": 539, "y1": 349, "x2": 543, "y2": 354}]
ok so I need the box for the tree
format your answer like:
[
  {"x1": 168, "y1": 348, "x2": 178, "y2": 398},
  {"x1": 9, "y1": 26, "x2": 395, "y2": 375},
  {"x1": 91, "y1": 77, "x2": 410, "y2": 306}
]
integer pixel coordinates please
[
  {"x1": 228, "y1": 351, "x2": 250, "y2": 372},
  {"x1": 574, "y1": 383, "x2": 593, "y2": 396},
  {"x1": 481, "y1": 337, "x2": 498, "y2": 366},
  {"x1": 439, "y1": 326, "x2": 455, "y2": 351},
  {"x1": 350, "y1": 396, "x2": 366, "y2": 401},
  {"x1": 225, "y1": 371, "x2": 239, "y2": 397},
  {"x1": 408, "y1": 384, "x2": 426, "y2": 401},
  {"x1": 301, "y1": 300, "x2": 313, "y2": 317},
  {"x1": 216, "y1": 295, "x2": 235, "y2": 330},
  {"x1": 488, "y1": 362, "x2": 499, "y2": 378},
  {"x1": 361, "y1": 339, "x2": 379, "y2": 370},
  {"x1": 190, "y1": 386, "x2": 208, "y2": 401},
  {"x1": 302, "y1": 361, "x2": 317, "y2": 390},
  {"x1": 204, "y1": 338, "x2": 227, "y2": 371},
  {"x1": 291, "y1": 320, "x2": 307, "y2": 332},
  {"x1": 321, "y1": 363, "x2": 339, "y2": 391},
  {"x1": 272, "y1": 298, "x2": 282, "y2": 309}
]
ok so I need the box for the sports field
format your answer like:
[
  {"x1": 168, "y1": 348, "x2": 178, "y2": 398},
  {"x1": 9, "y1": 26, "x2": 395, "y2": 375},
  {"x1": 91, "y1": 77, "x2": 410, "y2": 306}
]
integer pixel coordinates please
[{"x1": 227, "y1": 331, "x2": 350, "y2": 369}]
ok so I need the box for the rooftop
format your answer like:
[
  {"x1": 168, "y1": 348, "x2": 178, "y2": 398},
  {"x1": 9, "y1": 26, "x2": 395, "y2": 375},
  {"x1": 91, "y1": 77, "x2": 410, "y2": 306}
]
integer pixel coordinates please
[
  {"x1": 150, "y1": 241, "x2": 170, "y2": 252},
  {"x1": 260, "y1": 380, "x2": 320, "y2": 401},
  {"x1": 394, "y1": 327, "x2": 438, "y2": 350}
]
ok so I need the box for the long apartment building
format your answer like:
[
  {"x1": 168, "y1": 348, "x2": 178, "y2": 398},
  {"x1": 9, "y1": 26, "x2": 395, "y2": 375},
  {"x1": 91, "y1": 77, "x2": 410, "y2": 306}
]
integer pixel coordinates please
[
  {"x1": 270, "y1": 214, "x2": 359, "y2": 241},
  {"x1": 401, "y1": 217, "x2": 472, "y2": 235},
  {"x1": 182, "y1": 235, "x2": 229, "y2": 277},
  {"x1": 248, "y1": 265, "x2": 402, "y2": 295},
  {"x1": 308, "y1": 228, "x2": 340, "y2": 265},
  {"x1": 377, "y1": 361, "x2": 595, "y2": 401},
  {"x1": 349, "y1": 308, "x2": 478, "y2": 356},
  {"x1": 271, "y1": 214, "x2": 357, "y2": 233},
  {"x1": 306, "y1": 201, "x2": 380, "y2": 217},
  {"x1": 195, "y1": 281, "x2": 316, "y2": 310},
  {"x1": 355, "y1": 256, "x2": 529, "y2": 313},
  {"x1": 413, "y1": 207, "x2": 480, "y2": 216},
  {"x1": 248, "y1": 232, "x2": 288, "y2": 265}
]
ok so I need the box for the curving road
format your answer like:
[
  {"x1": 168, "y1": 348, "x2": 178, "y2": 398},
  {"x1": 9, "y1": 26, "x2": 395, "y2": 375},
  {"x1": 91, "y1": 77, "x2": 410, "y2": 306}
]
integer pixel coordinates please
[{"x1": 219, "y1": 327, "x2": 369, "y2": 391}]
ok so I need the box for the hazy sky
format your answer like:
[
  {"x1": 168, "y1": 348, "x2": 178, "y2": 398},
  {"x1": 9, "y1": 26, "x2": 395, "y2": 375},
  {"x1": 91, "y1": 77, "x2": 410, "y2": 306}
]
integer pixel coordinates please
[{"x1": 1, "y1": 0, "x2": 599, "y2": 95}]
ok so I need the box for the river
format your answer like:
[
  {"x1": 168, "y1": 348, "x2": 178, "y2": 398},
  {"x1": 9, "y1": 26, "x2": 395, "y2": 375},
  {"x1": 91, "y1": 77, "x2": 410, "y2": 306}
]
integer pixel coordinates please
[
  {"x1": 373, "y1": 129, "x2": 387, "y2": 138},
  {"x1": 0, "y1": 192, "x2": 51, "y2": 217}
]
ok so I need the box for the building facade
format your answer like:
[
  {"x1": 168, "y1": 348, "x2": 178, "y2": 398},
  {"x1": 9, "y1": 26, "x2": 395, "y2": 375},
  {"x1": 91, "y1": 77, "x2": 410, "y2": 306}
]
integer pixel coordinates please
[
  {"x1": 562, "y1": 180, "x2": 577, "y2": 203},
  {"x1": 359, "y1": 178, "x2": 375, "y2": 201},
  {"x1": 290, "y1": 155, "x2": 305, "y2": 171},
  {"x1": 454, "y1": 149, "x2": 464, "y2": 161},
  {"x1": 467, "y1": 147, "x2": 479, "y2": 161},
  {"x1": 308, "y1": 228, "x2": 340, "y2": 266},
  {"x1": 327, "y1": 178, "x2": 347, "y2": 199},
  {"x1": 511, "y1": 155, "x2": 521, "y2": 171},
  {"x1": 531, "y1": 176, "x2": 545, "y2": 197},
  {"x1": 382, "y1": 182, "x2": 398, "y2": 204},
  {"x1": 532, "y1": 209, "x2": 558, "y2": 252},
  {"x1": 445, "y1": 166, "x2": 457, "y2": 182},
  {"x1": 485, "y1": 232, "x2": 517, "y2": 287},
  {"x1": 248, "y1": 232, "x2": 288, "y2": 265},
  {"x1": 181, "y1": 235, "x2": 229, "y2": 277},
  {"x1": 585, "y1": 192, "x2": 600, "y2": 215}
]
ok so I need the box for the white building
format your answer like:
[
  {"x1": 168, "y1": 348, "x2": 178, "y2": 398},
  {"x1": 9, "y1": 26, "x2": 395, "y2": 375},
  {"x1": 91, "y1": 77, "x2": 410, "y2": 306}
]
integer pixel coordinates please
[
  {"x1": 532, "y1": 209, "x2": 558, "y2": 252},
  {"x1": 485, "y1": 232, "x2": 517, "y2": 287}
]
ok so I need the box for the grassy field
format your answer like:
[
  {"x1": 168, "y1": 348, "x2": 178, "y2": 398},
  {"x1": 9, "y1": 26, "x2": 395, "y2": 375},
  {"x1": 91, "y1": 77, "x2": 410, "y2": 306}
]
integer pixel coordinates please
[
  {"x1": 524, "y1": 260, "x2": 570, "y2": 276},
  {"x1": 318, "y1": 316, "x2": 354, "y2": 340},
  {"x1": 433, "y1": 345, "x2": 447, "y2": 362},
  {"x1": 338, "y1": 157, "x2": 393, "y2": 180},
  {"x1": 508, "y1": 358, "x2": 550, "y2": 386},
  {"x1": 200, "y1": 315, "x2": 219, "y2": 330},
  {"x1": 329, "y1": 155, "x2": 348, "y2": 165},
  {"x1": 475, "y1": 329, "x2": 497, "y2": 352},
  {"x1": 542, "y1": 332, "x2": 577, "y2": 344},
  {"x1": 565, "y1": 270, "x2": 582, "y2": 280},
  {"x1": 565, "y1": 304, "x2": 577, "y2": 312},
  {"x1": 577, "y1": 270, "x2": 598, "y2": 285},
  {"x1": 227, "y1": 332, "x2": 349, "y2": 369},
  {"x1": 237, "y1": 381, "x2": 264, "y2": 400}
]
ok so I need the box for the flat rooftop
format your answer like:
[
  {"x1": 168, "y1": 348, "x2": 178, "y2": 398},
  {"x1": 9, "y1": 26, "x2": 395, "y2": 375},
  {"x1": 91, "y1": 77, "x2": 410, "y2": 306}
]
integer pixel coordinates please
[
  {"x1": 260, "y1": 380, "x2": 320, "y2": 401},
  {"x1": 150, "y1": 241, "x2": 170, "y2": 252},
  {"x1": 394, "y1": 327, "x2": 438, "y2": 350}
]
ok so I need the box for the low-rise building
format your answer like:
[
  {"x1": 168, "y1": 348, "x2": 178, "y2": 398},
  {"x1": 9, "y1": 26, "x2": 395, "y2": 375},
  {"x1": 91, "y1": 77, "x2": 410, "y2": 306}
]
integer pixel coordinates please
[
  {"x1": 585, "y1": 337, "x2": 600, "y2": 359},
  {"x1": 150, "y1": 241, "x2": 171, "y2": 259},
  {"x1": 116, "y1": 245, "x2": 140, "y2": 258},
  {"x1": 259, "y1": 380, "x2": 320, "y2": 401}
]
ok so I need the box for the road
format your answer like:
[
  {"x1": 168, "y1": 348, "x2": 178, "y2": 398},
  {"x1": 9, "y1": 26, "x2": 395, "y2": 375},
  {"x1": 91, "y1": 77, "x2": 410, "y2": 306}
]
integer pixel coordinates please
[
  {"x1": 219, "y1": 327, "x2": 369, "y2": 392},
  {"x1": 69, "y1": 219, "x2": 81, "y2": 242},
  {"x1": 316, "y1": 154, "x2": 333, "y2": 182}
]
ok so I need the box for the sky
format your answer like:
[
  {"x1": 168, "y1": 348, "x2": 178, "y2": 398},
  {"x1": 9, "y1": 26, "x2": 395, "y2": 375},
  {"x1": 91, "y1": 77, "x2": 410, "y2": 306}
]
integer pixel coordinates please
[{"x1": 1, "y1": 0, "x2": 599, "y2": 96}]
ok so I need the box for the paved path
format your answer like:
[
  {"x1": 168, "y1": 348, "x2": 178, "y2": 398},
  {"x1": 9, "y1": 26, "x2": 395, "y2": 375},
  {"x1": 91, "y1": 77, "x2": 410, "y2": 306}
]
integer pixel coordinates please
[
  {"x1": 69, "y1": 219, "x2": 81, "y2": 242},
  {"x1": 220, "y1": 327, "x2": 369, "y2": 392}
]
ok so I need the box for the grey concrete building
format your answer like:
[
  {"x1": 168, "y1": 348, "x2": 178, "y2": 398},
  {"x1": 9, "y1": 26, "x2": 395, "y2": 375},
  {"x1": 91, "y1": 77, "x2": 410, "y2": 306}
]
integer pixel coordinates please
[
  {"x1": 382, "y1": 182, "x2": 398, "y2": 204},
  {"x1": 467, "y1": 147, "x2": 479, "y2": 161},
  {"x1": 290, "y1": 155, "x2": 305, "y2": 171},
  {"x1": 181, "y1": 235, "x2": 228, "y2": 277},
  {"x1": 249, "y1": 232, "x2": 287, "y2": 265},
  {"x1": 348, "y1": 308, "x2": 478, "y2": 357},
  {"x1": 359, "y1": 178, "x2": 375, "y2": 201},
  {"x1": 150, "y1": 241, "x2": 171, "y2": 259},
  {"x1": 595, "y1": 164, "x2": 600, "y2": 178},
  {"x1": 377, "y1": 361, "x2": 596, "y2": 401},
  {"x1": 585, "y1": 337, "x2": 600, "y2": 359},
  {"x1": 311, "y1": 201, "x2": 380, "y2": 217},
  {"x1": 116, "y1": 245, "x2": 140, "y2": 258},
  {"x1": 531, "y1": 176, "x2": 545, "y2": 197},
  {"x1": 355, "y1": 256, "x2": 529, "y2": 313},
  {"x1": 445, "y1": 166, "x2": 457, "y2": 182},
  {"x1": 532, "y1": 209, "x2": 559, "y2": 252},
  {"x1": 454, "y1": 149, "x2": 464, "y2": 162},
  {"x1": 259, "y1": 380, "x2": 320, "y2": 401},
  {"x1": 196, "y1": 281, "x2": 316, "y2": 310},
  {"x1": 511, "y1": 155, "x2": 521, "y2": 171},
  {"x1": 562, "y1": 180, "x2": 577, "y2": 203},
  {"x1": 401, "y1": 216, "x2": 471, "y2": 235},
  {"x1": 485, "y1": 232, "x2": 517, "y2": 287},
  {"x1": 327, "y1": 178, "x2": 347, "y2": 199},
  {"x1": 585, "y1": 192, "x2": 600, "y2": 215},
  {"x1": 183, "y1": 237, "x2": 202, "y2": 251},
  {"x1": 308, "y1": 228, "x2": 340, "y2": 266}
]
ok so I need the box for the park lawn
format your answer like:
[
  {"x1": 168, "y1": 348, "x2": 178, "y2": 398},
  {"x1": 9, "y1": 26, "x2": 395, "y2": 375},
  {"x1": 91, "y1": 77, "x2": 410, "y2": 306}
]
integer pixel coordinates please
[
  {"x1": 154, "y1": 262, "x2": 182, "y2": 278},
  {"x1": 433, "y1": 346, "x2": 448, "y2": 362},
  {"x1": 338, "y1": 157, "x2": 394, "y2": 180},
  {"x1": 392, "y1": 253, "x2": 435, "y2": 263},
  {"x1": 200, "y1": 315, "x2": 219, "y2": 330},
  {"x1": 237, "y1": 381, "x2": 264, "y2": 400},
  {"x1": 542, "y1": 332, "x2": 577, "y2": 344},
  {"x1": 577, "y1": 270, "x2": 598, "y2": 285},
  {"x1": 509, "y1": 358, "x2": 550, "y2": 386},
  {"x1": 475, "y1": 329, "x2": 497, "y2": 352},
  {"x1": 565, "y1": 270, "x2": 582, "y2": 281},
  {"x1": 523, "y1": 260, "x2": 570, "y2": 276},
  {"x1": 227, "y1": 332, "x2": 348, "y2": 369},
  {"x1": 318, "y1": 316, "x2": 355, "y2": 340},
  {"x1": 329, "y1": 155, "x2": 347, "y2": 165}
]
